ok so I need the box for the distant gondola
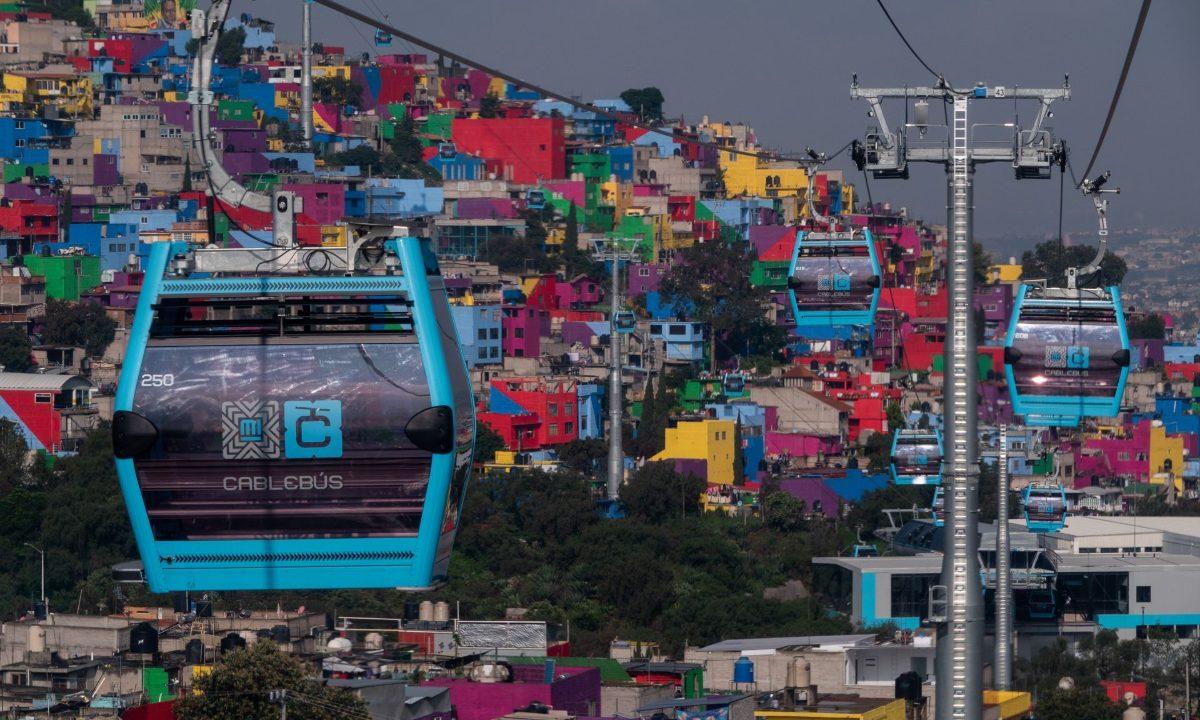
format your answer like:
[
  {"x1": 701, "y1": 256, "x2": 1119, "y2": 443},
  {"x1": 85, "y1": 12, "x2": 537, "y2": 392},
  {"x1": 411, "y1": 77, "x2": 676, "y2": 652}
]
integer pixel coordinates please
[
  {"x1": 786, "y1": 228, "x2": 881, "y2": 328},
  {"x1": 889, "y1": 429, "x2": 943, "y2": 486}
]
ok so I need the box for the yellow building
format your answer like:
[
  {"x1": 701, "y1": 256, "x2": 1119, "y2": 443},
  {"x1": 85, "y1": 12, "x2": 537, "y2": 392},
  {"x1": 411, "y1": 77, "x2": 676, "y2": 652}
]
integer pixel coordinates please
[
  {"x1": 983, "y1": 690, "x2": 1032, "y2": 720},
  {"x1": 313, "y1": 65, "x2": 351, "y2": 80},
  {"x1": 1, "y1": 72, "x2": 93, "y2": 117},
  {"x1": 988, "y1": 263, "x2": 1023, "y2": 284},
  {"x1": 1149, "y1": 423, "x2": 1185, "y2": 493},
  {"x1": 650, "y1": 419, "x2": 736, "y2": 486},
  {"x1": 720, "y1": 150, "x2": 809, "y2": 198},
  {"x1": 755, "y1": 697, "x2": 905, "y2": 720}
]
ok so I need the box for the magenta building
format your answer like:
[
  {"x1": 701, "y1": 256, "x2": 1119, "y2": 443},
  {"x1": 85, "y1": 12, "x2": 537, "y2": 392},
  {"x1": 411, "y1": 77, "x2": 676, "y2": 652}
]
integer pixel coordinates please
[
  {"x1": 502, "y1": 304, "x2": 541, "y2": 358},
  {"x1": 424, "y1": 665, "x2": 601, "y2": 720}
]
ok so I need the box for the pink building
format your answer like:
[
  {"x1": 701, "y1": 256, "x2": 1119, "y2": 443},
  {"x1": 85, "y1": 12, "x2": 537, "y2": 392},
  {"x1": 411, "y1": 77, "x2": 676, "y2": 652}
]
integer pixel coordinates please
[
  {"x1": 554, "y1": 274, "x2": 603, "y2": 310},
  {"x1": 502, "y1": 304, "x2": 541, "y2": 358},
  {"x1": 282, "y1": 183, "x2": 345, "y2": 226},
  {"x1": 1083, "y1": 421, "x2": 1151, "y2": 482}
]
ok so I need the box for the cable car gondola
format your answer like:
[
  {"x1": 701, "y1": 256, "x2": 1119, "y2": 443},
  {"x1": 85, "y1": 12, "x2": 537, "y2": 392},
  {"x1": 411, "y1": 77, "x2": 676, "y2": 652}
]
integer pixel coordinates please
[
  {"x1": 613, "y1": 311, "x2": 636, "y2": 334},
  {"x1": 1004, "y1": 174, "x2": 1130, "y2": 427},
  {"x1": 889, "y1": 428, "x2": 943, "y2": 486},
  {"x1": 374, "y1": 30, "x2": 392, "y2": 47},
  {"x1": 1004, "y1": 284, "x2": 1130, "y2": 427},
  {"x1": 526, "y1": 189, "x2": 546, "y2": 212},
  {"x1": 111, "y1": 236, "x2": 475, "y2": 592},
  {"x1": 722, "y1": 372, "x2": 746, "y2": 395},
  {"x1": 1022, "y1": 484, "x2": 1067, "y2": 533},
  {"x1": 931, "y1": 486, "x2": 945, "y2": 528},
  {"x1": 786, "y1": 228, "x2": 882, "y2": 328}
]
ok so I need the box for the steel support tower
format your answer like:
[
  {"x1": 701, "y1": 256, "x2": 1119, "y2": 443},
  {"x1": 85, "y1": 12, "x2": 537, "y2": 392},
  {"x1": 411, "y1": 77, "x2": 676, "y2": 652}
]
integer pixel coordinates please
[
  {"x1": 593, "y1": 239, "x2": 640, "y2": 504},
  {"x1": 995, "y1": 425, "x2": 1012, "y2": 690},
  {"x1": 851, "y1": 79, "x2": 1069, "y2": 720},
  {"x1": 301, "y1": 0, "x2": 314, "y2": 148}
]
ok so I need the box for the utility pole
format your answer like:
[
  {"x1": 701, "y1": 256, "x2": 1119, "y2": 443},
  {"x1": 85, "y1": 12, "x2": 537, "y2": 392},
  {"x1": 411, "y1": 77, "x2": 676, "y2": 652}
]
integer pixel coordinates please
[
  {"x1": 852, "y1": 78, "x2": 1069, "y2": 720},
  {"x1": 592, "y1": 239, "x2": 639, "y2": 507},
  {"x1": 995, "y1": 425, "x2": 1012, "y2": 690},
  {"x1": 24, "y1": 543, "x2": 45, "y2": 615},
  {"x1": 269, "y1": 689, "x2": 287, "y2": 720},
  {"x1": 300, "y1": 0, "x2": 314, "y2": 148}
]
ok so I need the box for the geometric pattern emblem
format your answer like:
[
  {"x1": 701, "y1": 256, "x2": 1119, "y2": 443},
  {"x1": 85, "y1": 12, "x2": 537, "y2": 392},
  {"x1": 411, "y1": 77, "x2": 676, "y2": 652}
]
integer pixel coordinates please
[{"x1": 221, "y1": 400, "x2": 281, "y2": 459}]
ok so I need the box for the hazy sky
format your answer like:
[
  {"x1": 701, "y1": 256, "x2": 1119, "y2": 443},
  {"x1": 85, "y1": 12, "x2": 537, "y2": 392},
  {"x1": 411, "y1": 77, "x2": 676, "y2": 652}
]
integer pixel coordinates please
[{"x1": 252, "y1": 0, "x2": 1199, "y2": 250}]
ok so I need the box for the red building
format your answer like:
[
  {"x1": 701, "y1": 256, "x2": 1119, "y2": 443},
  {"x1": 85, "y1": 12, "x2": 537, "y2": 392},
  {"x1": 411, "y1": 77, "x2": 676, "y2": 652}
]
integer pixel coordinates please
[
  {"x1": 451, "y1": 117, "x2": 566, "y2": 184},
  {"x1": 0, "y1": 373, "x2": 95, "y2": 453},
  {"x1": 0, "y1": 202, "x2": 59, "y2": 253},
  {"x1": 482, "y1": 377, "x2": 579, "y2": 448}
]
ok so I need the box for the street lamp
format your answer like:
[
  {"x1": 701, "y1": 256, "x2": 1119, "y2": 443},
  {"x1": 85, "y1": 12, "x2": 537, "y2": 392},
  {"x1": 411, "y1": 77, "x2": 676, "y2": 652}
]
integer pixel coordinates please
[{"x1": 24, "y1": 543, "x2": 45, "y2": 614}]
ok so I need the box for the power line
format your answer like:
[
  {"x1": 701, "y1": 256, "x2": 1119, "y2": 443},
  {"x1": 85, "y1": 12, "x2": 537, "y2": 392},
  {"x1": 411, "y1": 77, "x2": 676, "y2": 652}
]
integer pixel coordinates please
[
  {"x1": 310, "y1": 0, "x2": 821, "y2": 164},
  {"x1": 873, "y1": 0, "x2": 943, "y2": 84},
  {"x1": 1077, "y1": 0, "x2": 1152, "y2": 185}
]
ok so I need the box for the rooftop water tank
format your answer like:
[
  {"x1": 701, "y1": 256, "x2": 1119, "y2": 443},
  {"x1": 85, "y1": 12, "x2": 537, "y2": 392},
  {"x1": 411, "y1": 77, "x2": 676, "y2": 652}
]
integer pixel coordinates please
[
  {"x1": 433, "y1": 601, "x2": 451, "y2": 622},
  {"x1": 220, "y1": 632, "x2": 246, "y2": 656},
  {"x1": 327, "y1": 636, "x2": 352, "y2": 653},
  {"x1": 185, "y1": 639, "x2": 205, "y2": 664},
  {"x1": 364, "y1": 632, "x2": 384, "y2": 651},
  {"x1": 418, "y1": 600, "x2": 434, "y2": 622},
  {"x1": 130, "y1": 622, "x2": 158, "y2": 654},
  {"x1": 733, "y1": 656, "x2": 755, "y2": 684},
  {"x1": 28, "y1": 625, "x2": 45, "y2": 653}
]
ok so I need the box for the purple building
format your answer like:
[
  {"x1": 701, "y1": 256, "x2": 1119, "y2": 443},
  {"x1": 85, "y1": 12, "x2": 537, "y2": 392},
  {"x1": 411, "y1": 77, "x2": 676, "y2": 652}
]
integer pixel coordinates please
[
  {"x1": 973, "y1": 284, "x2": 1013, "y2": 344},
  {"x1": 627, "y1": 263, "x2": 668, "y2": 300},
  {"x1": 779, "y1": 478, "x2": 842, "y2": 518}
]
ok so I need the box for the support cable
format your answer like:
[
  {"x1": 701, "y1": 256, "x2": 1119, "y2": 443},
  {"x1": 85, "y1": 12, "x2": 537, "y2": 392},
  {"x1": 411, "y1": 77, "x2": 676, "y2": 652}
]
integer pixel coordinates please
[
  {"x1": 312, "y1": 0, "x2": 817, "y2": 163},
  {"x1": 1077, "y1": 0, "x2": 1152, "y2": 185}
]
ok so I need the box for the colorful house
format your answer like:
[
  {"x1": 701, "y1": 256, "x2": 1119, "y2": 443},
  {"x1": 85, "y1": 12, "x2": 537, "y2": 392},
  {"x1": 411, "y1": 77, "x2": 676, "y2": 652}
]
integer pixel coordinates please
[
  {"x1": 0, "y1": 372, "x2": 95, "y2": 453},
  {"x1": 650, "y1": 419, "x2": 736, "y2": 486},
  {"x1": 482, "y1": 376, "x2": 579, "y2": 449}
]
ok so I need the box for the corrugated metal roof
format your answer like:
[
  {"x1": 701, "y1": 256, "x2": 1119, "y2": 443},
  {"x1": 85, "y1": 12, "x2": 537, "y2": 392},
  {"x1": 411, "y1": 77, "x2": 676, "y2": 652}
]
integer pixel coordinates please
[
  {"x1": 0, "y1": 372, "x2": 93, "y2": 391},
  {"x1": 698, "y1": 634, "x2": 876, "y2": 653}
]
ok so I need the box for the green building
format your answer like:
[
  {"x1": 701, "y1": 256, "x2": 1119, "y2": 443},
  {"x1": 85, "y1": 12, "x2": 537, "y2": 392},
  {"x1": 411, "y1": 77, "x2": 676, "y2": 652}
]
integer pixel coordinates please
[{"x1": 21, "y1": 254, "x2": 101, "y2": 301}]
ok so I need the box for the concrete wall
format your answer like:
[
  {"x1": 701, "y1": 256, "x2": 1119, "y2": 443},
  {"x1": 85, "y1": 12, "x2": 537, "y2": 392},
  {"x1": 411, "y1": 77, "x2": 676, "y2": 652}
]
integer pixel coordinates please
[
  {"x1": 600, "y1": 683, "x2": 675, "y2": 716},
  {"x1": 1, "y1": 616, "x2": 132, "y2": 665}
]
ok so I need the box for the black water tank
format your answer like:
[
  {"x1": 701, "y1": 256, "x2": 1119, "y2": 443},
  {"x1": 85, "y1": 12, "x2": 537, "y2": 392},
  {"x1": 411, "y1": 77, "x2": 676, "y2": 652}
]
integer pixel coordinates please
[
  {"x1": 271, "y1": 625, "x2": 291, "y2": 644},
  {"x1": 194, "y1": 599, "x2": 213, "y2": 618},
  {"x1": 185, "y1": 639, "x2": 205, "y2": 664},
  {"x1": 172, "y1": 592, "x2": 190, "y2": 614},
  {"x1": 130, "y1": 622, "x2": 158, "y2": 654},
  {"x1": 219, "y1": 632, "x2": 246, "y2": 655},
  {"x1": 895, "y1": 671, "x2": 922, "y2": 702},
  {"x1": 403, "y1": 599, "x2": 421, "y2": 621}
]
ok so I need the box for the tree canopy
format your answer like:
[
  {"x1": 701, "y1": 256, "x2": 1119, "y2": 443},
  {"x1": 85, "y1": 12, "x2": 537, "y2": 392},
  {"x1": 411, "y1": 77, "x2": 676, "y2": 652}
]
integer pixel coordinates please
[
  {"x1": 1020, "y1": 239, "x2": 1127, "y2": 288},
  {"x1": 0, "y1": 325, "x2": 34, "y2": 371},
  {"x1": 175, "y1": 642, "x2": 368, "y2": 720},
  {"x1": 215, "y1": 26, "x2": 247, "y2": 67},
  {"x1": 313, "y1": 76, "x2": 362, "y2": 107},
  {"x1": 42, "y1": 299, "x2": 117, "y2": 357},
  {"x1": 620, "y1": 87, "x2": 665, "y2": 121},
  {"x1": 659, "y1": 239, "x2": 786, "y2": 362}
]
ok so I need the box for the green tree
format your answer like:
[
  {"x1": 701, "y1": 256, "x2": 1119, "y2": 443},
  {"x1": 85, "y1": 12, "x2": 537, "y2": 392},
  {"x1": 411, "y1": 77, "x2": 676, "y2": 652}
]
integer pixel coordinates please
[
  {"x1": 620, "y1": 87, "x2": 665, "y2": 121},
  {"x1": 885, "y1": 401, "x2": 905, "y2": 433},
  {"x1": 973, "y1": 241, "x2": 994, "y2": 285},
  {"x1": 763, "y1": 491, "x2": 807, "y2": 532},
  {"x1": 556, "y1": 438, "x2": 607, "y2": 477},
  {"x1": 379, "y1": 111, "x2": 440, "y2": 182},
  {"x1": 1126, "y1": 313, "x2": 1166, "y2": 340},
  {"x1": 1034, "y1": 687, "x2": 1122, "y2": 720},
  {"x1": 42, "y1": 0, "x2": 94, "y2": 27},
  {"x1": 474, "y1": 423, "x2": 506, "y2": 462},
  {"x1": 175, "y1": 642, "x2": 368, "y2": 720},
  {"x1": 215, "y1": 26, "x2": 247, "y2": 67},
  {"x1": 313, "y1": 76, "x2": 362, "y2": 107},
  {"x1": 41, "y1": 299, "x2": 117, "y2": 357},
  {"x1": 0, "y1": 325, "x2": 34, "y2": 371},
  {"x1": 623, "y1": 462, "x2": 705, "y2": 522},
  {"x1": 479, "y1": 93, "x2": 502, "y2": 118},
  {"x1": 0, "y1": 419, "x2": 30, "y2": 492},
  {"x1": 1020, "y1": 239, "x2": 1127, "y2": 288},
  {"x1": 659, "y1": 239, "x2": 786, "y2": 362},
  {"x1": 480, "y1": 234, "x2": 555, "y2": 273}
]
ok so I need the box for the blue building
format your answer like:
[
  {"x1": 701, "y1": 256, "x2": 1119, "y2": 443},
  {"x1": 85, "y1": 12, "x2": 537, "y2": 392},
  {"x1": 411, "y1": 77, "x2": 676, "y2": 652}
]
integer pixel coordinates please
[
  {"x1": 578, "y1": 383, "x2": 604, "y2": 441},
  {"x1": 648, "y1": 321, "x2": 706, "y2": 363},
  {"x1": 450, "y1": 305, "x2": 503, "y2": 369},
  {"x1": 427, "y1": 145, "x2": 484, "y2": 181},
  {"x1": 362, "y1": 179, "x2": 443, "y2": 217}
]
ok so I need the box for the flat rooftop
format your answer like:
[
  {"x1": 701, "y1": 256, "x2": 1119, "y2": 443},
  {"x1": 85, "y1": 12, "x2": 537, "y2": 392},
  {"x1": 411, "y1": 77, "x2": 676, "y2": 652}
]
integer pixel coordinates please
[
  {"x1": 1038, "y1": 515, "x2": 1200, "y2": 540},
  {"x1": 1054, "y1": 552, "x2": 1200, "y2": 573},
  {"x1": 698, "y1": 634, "x2": 876, "y2": 653}
]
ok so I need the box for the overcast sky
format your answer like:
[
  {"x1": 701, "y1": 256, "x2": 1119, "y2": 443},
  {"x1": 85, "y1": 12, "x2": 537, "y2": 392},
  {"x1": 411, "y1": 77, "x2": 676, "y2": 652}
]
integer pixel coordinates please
[{"x1": 253, "y1": 0, "x2": 1199, "y2": 250}]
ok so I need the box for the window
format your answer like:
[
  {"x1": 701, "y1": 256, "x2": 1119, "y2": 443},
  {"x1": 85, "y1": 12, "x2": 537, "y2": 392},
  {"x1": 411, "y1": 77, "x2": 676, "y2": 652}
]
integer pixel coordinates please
[
  {"x1": 638, "y1": 267, "x2": 650, "y2": 277},
  {"x1": 1136, "y1": 586, "x2": 1151, "y2": 603},
  {"x1": 549, "y1": 424, "x2": 558, "y2": 436},
  {"x1": 514, "y1": 328, "x2": 524, "y2": 339},
  {"x1": 477, "y1": 347, "x2": 487, "y2": 360},
  {"x1": 66, "y1": 158, "x2": 74, "y2": 166},
  {"x1": 15, "y1": 120, "x2": 24, "y2": 129},
  {"x1": 489, "y1": 347, "x2": 499, "y2": 359},
  {"x1": 52, "y1": 158, "x2": 60, "y2": 165},
  {"x1": 650, "y1": 324, "x2": 662, "y2": 335},
  {"x1": 477, "y1": 329, "x2": 487, "y2": 340},
  {"x1": 34, "y1": 393, "x2": 52, "y2": 404},
  {"x1": 549, "y1": 403, "x2": 558, "y2": 416},
  {"x1": 564, "y1": 403, "x2": 574, "y2": 415},
  {"x1": 489, "y1": 328, "x2": 499, "y2": 340},
  {"x1": 668, "y1": 325, "x2": 686, "y2": 336},
  {"x1": 1118, "y1": 452, "x2": 1131, "y2": 461},
  {"x1": 564, "y1": 422, "x2": 573, "y2": 434},
  {"x1": 14, "y1": 139, "x2": 24, "y2": 148}
]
